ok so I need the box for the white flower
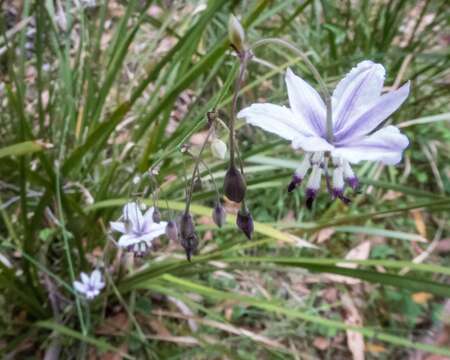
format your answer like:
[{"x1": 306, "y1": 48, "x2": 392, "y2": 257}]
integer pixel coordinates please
[
  {"x1": 238, "y1": 60, "x2": 410, "y2": 205},
  {"x1": 73, "y1": 269, "x2": 105, "y2": 300},
  {"x1": 110, "y1": 202, "x2": 167, "y2": 256},
  {"x1": 211, "y1": 138, "x2": 227, "y2": 160}
]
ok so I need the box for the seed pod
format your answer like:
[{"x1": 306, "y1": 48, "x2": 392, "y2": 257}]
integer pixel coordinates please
[
  {"x1": 152, "y1": 208, "x2": 161, "y2": 223},
  {"x1": 228, "y1": 15, "x2": 245, "y2": 54},
  {"x1": 211, "y1": 138, "x2": 227, "y2": 160},
  {"x1": 236, "y1": 209, "x2": 254, "y2": 240},
  {"x1": 179, "y1": 213, "x2": 198, "y2": 261},
  {"x1": 165, "y1": 220, "x2": 179, "y2": 242},
  {"x1": 223, "y1": 165, "x2": 246, "y2": 202},
  {"x1": 212, "y1": 202, "x2": 227, "y2": 228}
]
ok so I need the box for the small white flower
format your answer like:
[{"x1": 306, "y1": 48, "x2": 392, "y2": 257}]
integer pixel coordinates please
[
  {"x1": 73, "y1": 269, "x2": 105, "y2": 300},
  {"x1": 110, "y1": 202, "x2": 168, "y2": 256}
]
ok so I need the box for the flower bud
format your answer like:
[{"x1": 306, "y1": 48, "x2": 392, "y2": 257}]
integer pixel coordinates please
[
  {"x1": 179, "y1": 213, "x2": 198, "y2": 261},
  {"x1": 152, "y1": 208, "x2": 161, "y2": 223},
  {"x1": 223, "y1": 165, "x2": 246, "y2": 202},
  {"x1": 212, "y1": 202, "x2": 227, "y2": 228},
  {"x1": 236, "y1": 209, "x2": 254, "y2": 240},
  {"x1": 165, "y1": 220, "x2": 179, "y2": 242},
  {"x1": 228, "y1": 15, "x2": 245, "y2": 54},
  {"x1": 211, "y1": 138, "x2": 227, "y2": 160}
]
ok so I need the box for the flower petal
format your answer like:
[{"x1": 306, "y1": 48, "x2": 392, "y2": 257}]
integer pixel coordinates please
[
  {"x1": 141, "y1": 207, "x2": 155, "y2": 233},
  {"x1": 117, "y1": 234, "x2": 140, "y2": 247},
  {"x1": 332, "y1": 126, "x2": 409, "y2": 165},
  {"x1": 110, "y1": 221, "x2": 126, "y2": 234},
  {"x1": 91, "y1": 270, "x2": 102, "y2": 287},
  {"x1": 80, "y1": 272, "x2": 90, "y2": 284},
  {"x1": 73, "y1": 281, "x2": 86, "y2": 294},
  {"x1": 335, "y1": 82, "x2": 410, "y2": 143},
  {"x1": 136, "y1": 222, "x2": 168, "y2": 243},
  {"x1": 122, "y1": 202, "x2": 143, "y2": 231},
  {"x1": 333, "y1": 61, "x2": 385, "y2": 131},
  {"x1": 292, "y1": 134, "x2": 334, "y2": 152},
  {"x1": 238, "y1": 103, "x2": 310, "y2": 140},
  {"x1": 285, "y1": 68, "x2": 326, "y2": 136}
]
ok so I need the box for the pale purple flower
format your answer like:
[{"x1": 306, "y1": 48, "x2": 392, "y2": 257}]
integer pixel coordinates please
[
  {"x1": 238, "y1": 60, "x2": 410, "y2": 206},
  {"x1": 73, "y1": 269, "x2": 105, "y2": 300},
  {"x1": 110, "y1": 202, "x2": 167, "y2": 256}
]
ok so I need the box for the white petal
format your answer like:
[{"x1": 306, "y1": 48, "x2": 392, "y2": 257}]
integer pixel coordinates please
[
  {"x1": 91, "y1": 270, "x2": 102, "y2": 287},
  {"x1": 110, "y1": 221, "x2": 126, "y2": 234},
  {"x1": 238, "y1": 103, "x2": 311, "y2": 140},
  {"x1": 122, "y1": 202, "x2": 143, "y2": 230},
  {"x1": 117, "y1": 234, "x2": 140, "y2": 248},
  {"x1": 73, "y1": 281, "x2": 86, "y2": 294},
  {"x1": 285, "y1": 68, "x2": 326, "y2": 136},
  {"x1": 333, "y1": 61, "x2": 385, "y2": 130},
  {"x1": 141, "y1": 207, "x2": 155, "y2": 233},
  {"x1": 335, "y1": 82, "x2": 410, "y2": 143},
  {"x1": 80, "y1": 272, "x2": 89, "y2": 285},
  {"x1": 292, "y1": 134, "x2": 334, "y2": 152},
  {"x1": 332, "y1": 126, "x2": 409, "y2": 165},
  {"x1": 136, "y1": 222, "x2": 168, "y2": 243}
]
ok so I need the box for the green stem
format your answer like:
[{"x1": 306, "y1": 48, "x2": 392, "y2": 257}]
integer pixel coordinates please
[{"x1": 250, "y1": 38, "x2": 333, "y2": 143}]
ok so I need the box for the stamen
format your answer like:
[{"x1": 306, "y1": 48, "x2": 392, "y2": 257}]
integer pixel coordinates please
[{"x1": 288, "y1": 154, "x2": 311, "y2": 192}]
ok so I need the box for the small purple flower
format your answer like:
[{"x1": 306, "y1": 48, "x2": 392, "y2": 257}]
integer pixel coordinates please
[
  {"x1": 73, "y1": 269, "x2": 105, "y2": 300},
  {"x1": 110, "y1": 202, "x2": 167, "y2": 256},
  {"x1": 238, "y1": 60, "x2": 410, "y2": 205}
]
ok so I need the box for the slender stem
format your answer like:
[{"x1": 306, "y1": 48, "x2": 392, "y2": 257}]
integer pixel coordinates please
[
  {"x1": 184, "y1": 126, "x2": 214, "y2": 214},
  {"x1": 250, "y1": 38, "x2": 333, "y2": 143},
  {"x1": 229, "y1": 54, "x2": 249, "y2": 166},
  {"x1": 199, "y1": 158, "x2": 221, "y2": 201}
]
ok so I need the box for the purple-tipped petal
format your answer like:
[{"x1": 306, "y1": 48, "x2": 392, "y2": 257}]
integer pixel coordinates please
[
  {"x1": 332, "y1": 126, "x2": 409, "y2": 165},
  {"x1": 285, "y1": 68, "x2": 326, "y2": 137},
  {"x1": 333, "y1": 61, "x2": 386, "y2": 130},
  {"x1": 287, "y1": 174, "x2": 302, "y2": 192},
  {"x1": 305, "y1": 188, "x2": 317, "y2": 210},
  {"x1": 292, "y1": 134, "x2": 334, "y2": 152},
  {"x1": 238, "y1": 103, "x2": 311, "y2": 141},
  {"x1": 335, "y1": 81, "x2": 410, "y2": 143},
  {"x1": 347, "y1": 177, "x2": 359, "y2": 190}
]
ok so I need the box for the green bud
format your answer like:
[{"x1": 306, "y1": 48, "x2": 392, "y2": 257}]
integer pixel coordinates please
[{"x1": 228, "y1": 14, "x2": 245, "y2": 54}]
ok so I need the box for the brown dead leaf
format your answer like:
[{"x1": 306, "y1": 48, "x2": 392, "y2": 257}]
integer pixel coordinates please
[
  {"x1": 316, "y1": 227, "x2": 336, "y2": 244},
  {"x1": 342, "y1": 294, "x2": 365, "y2": 360},
  {"x1": 96, "y1": 313, "x2": 129, "y2": 336},
  {"x1": 412, "y1": 292, "x2": 434, "y2": 305},
  {"x1": 382, "y1": 190, "x2": 403, "y2": 201},
  {"x1": 411, "y1": 210, "x2": 427, "y2": 238},
  {"x1": 313, "y1": 337, "x2": 330, "y2": 350},
  {"x1": 149, "y1": 319, "x2": 171, "y2": 337},
  {"x1": 436, "y1": 239, "x2": 450, "y2": 254},
  {"x1": 326, "y1": 241, "x2": 371, "y2": 284},
  {"x1": 366, "y1": 343, "x2": 386, "y2": 353}
]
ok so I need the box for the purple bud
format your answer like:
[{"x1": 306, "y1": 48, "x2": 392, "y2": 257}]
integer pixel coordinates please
[
  {"x1": 347, "y1": 177, "x2": 359, "y2": 190},
  {"x1": 212, "y1": 202, "x2": 227, "y2": 228},
  {"x1": 152, "y1": 208, "x2": 161, "y2": 223},
  {"x1": 165, "y1": 220, "x2": 179, "y2": 242},
  {"x1": 179, "y1": 213, "x2": 198, "y2": 261},
  {"x1": 287, "y1": 174, "x2": 302, "y2": 193},
  {"x1": 236, "y1": 209, "x2": 254, "y2": 240},
  {"x1": 223, "y1": 165, "x2": 246, "y2": 202}
]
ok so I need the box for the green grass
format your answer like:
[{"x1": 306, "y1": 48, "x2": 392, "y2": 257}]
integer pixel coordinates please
[{"x1": 1, "y1": 0, "x2": 449, "y2": 358}]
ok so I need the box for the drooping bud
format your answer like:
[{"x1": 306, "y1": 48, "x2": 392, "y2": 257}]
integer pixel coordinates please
[
  {"x1": 193, "y1": 177, "x2": 203, "y2": 191},
  {"x1": 288, "y1": 155, "x2": 311, "y2": 192},
  {"x1": 152, "y1": 208, "x2": 161, "y2": 223},
  {"x1": 212, "y1": 202, "x2": 227, "y2": 228},
  {"x1": 223, "y1": 165, "x2": 246, "y2": 202},
  {"x1": 236, "y1": 208, "x2": 254, "y2": 240},
  {"x1": 165, "y1": 220, "x2": 179, "y2": 242},
  {"x1": 179, "y1": 213, "x2": 198, "y2": 261},
  {"x1": 211, "y1": 138, "x2": 227, "y2": 160},
  {"x1": 228, "y1": 15, "x2": 245, "y2": 54}
]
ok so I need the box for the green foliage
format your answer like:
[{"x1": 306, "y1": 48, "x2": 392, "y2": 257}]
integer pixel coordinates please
[{"x1": 0, "y1": 0, "x2": 449, "y2": 358}]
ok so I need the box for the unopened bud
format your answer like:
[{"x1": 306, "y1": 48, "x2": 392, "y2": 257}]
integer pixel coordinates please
[
  {"x1": 236, "y1": 209, "x2": 254, "y2": 240},
  {"x1": 228, "y1": 15, "x2": 245, "y2": 54},
  {"x1": 211, "y1": 139, "x2": 227, "y2": 160},
  {"x1": 179, "y1": 213, "x2": 198, "y2": 261},
  {"x1": 152, "y1": 208, "x2": 161, "y2": 223},
  {"x1": 223, "y1": 165, "x2": 246, "y2": 202},
  {"x1": 212, "y1": 202, "x2": 227, "y2": 228},
  {"x1": 165, "y1": 220, "x2": 179, "y2": 242}
]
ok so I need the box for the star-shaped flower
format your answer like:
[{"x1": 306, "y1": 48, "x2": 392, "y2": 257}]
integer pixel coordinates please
[
  {"x1": 110, "y1": 202, "x2": 167, "y2": 256},
  {"x1": 238, "y1": 60, "x2": 410, "y2": 205},
  {"x1": 73, "y1": 269, "x2": 105, "y2": 300}
]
